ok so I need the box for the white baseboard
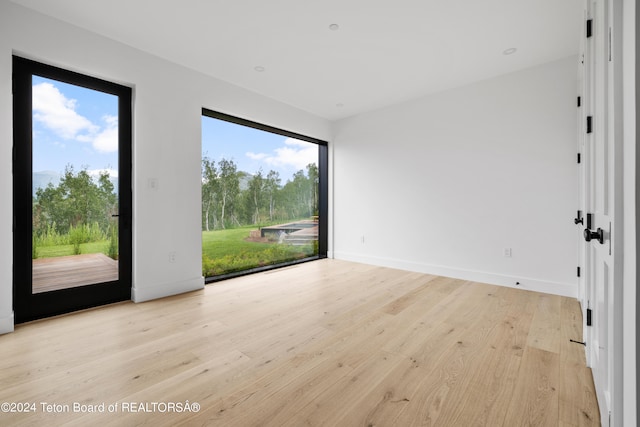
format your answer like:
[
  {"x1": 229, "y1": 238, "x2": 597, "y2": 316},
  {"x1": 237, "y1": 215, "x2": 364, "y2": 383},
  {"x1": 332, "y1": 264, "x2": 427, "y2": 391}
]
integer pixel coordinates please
[
  {"x1": 0, "y1": 311, "x2": 14, "y2": 335},
  {"x1": 334, "y1": 252, "x2": 577, "y2": 298},
  {"x1": 132, "y1": 276, "x2": 205, "y2": 303}
]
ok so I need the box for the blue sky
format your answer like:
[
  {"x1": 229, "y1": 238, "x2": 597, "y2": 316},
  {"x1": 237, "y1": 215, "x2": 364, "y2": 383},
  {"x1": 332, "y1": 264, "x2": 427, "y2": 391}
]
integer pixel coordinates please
[
  {"x1": 31, "y1": 76, "x2": 318, "y2": 184},
  {"x1": 202, "y1": 116, "x2": 318, "y2": 183},
  {"x1": 32, "y1": 76, "x2": 119, "y2": 177}
]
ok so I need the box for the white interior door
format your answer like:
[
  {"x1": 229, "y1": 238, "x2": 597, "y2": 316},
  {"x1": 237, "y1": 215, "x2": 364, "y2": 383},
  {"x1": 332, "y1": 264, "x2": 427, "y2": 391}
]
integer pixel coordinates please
[{"x1": 581, "y1": 0, "x2": 620, "y2": 424}]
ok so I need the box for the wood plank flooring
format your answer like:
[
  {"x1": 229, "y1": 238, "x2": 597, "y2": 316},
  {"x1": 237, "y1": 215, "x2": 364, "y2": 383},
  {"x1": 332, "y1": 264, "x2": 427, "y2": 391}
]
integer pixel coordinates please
[
  {"x1": 0, "y1": 259, "x2": 599, "y2": 426},
  {"x1": 32, "y1": 253, "x2": 118, "y2": 293}
]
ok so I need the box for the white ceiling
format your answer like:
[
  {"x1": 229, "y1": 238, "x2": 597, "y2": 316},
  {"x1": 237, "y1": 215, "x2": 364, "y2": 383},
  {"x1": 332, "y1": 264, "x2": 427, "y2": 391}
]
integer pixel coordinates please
[{"x1": 11, "y1": 0, "x2": 583, "y2": 121}]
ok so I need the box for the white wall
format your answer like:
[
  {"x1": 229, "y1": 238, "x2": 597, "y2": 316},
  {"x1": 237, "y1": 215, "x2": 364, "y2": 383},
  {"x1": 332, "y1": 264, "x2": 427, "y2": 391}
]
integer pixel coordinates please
[
  {"x1": 0, "y1": 3, "x2": 584, "y2": 332},
  {"x1": 333, "y1": 56, "x2": 579, "y2": 297},
  {"x1": 0, "y1": 2, "x2": 332, "y2": 334},
  {"x1": 622, "y1": 0, "x2": 637, "y2": 423}
]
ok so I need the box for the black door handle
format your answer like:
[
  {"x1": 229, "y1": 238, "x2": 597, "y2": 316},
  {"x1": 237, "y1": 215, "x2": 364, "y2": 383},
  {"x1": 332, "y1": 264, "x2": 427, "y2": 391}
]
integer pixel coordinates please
[{"x1": 584, "y1": 228, "x2": 604, "y2": 244}]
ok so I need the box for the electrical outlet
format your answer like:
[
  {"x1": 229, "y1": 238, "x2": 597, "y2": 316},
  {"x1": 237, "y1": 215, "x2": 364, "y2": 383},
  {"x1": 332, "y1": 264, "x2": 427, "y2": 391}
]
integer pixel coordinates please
[
  {"x1": 148, "y1": 177, "x2": 159, "y2": 191},
  {"x1": 169, "y1": 251, "x2": 176, "y2": 263},
  {"x1": 503, "y1": 248, "x2": 512, "y2": 257}
]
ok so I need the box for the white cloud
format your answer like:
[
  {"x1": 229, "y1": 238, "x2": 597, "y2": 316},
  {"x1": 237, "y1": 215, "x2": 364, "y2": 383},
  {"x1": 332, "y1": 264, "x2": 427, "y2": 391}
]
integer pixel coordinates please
[
  {"x1": 92, "y1": 115, "x2": 118, "y2": 153},
  {"x1": 246, "y1": 152, "x2": 268, "y2": 160},
  {"x1": 247, "y1": 138, "x2": 317, "y2": 171},
  {"x1": 32, "y1": 82, "x2": 97, "y2": 140},
  {"x1": 284, "y1": 138, "x2": 311, "y2": 148},
  {"x1": 32, "y1": 83, "x2": 118, "y2": 153}
]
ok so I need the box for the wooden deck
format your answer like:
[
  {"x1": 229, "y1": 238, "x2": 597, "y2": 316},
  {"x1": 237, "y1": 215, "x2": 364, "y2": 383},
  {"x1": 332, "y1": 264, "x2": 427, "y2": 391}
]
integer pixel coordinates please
[
  {"x1": 261, "y1": 219, "x2": 319, "y2": 245},
  {"x1": 260, "y1": 219, "x2": 318, "y2": 237},
  {"x1": 32, "y1": 253, "x2": 118, "y2": 293},
  {"x1": 1, "y1": 259, "x2": 599, "y2": 426}
]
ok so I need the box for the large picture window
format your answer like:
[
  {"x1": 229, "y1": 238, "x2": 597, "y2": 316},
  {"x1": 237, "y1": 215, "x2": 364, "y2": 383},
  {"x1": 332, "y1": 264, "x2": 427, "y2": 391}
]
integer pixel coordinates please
[{"x1": 201, "y1": 109, "x2": 327, "y2": 281}]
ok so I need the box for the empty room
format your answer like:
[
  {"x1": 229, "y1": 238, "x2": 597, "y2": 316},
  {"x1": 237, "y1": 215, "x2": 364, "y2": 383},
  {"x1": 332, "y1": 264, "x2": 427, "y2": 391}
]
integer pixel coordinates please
[{"x1": 0, "y1": 1, "x2": 637, "y2": 426}]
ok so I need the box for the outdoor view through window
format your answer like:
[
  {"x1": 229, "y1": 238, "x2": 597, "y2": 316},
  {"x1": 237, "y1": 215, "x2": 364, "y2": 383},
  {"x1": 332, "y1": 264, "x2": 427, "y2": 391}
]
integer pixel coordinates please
[
  {"x1": 31, "y1": 76, "x2": 120, "y2": 293},
  {"x1": 202, "y1": 113, "x2": 320, "y2": 278}
]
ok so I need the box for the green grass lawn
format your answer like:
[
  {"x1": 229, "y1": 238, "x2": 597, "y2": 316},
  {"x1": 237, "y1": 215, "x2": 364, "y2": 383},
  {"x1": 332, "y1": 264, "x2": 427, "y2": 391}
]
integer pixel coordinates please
[
  {"x1": 202, "y1": 226, "x2": 272, "y2": 259},
  {"x1": 35, "y1": 241, "x2": 111, "y2": 258},
  {"x1": 33, "y1": 225, "x2": 316, "y2": 277},
  {"x1": 202, "y1": 225, "x2": 316, "y2": 277}
]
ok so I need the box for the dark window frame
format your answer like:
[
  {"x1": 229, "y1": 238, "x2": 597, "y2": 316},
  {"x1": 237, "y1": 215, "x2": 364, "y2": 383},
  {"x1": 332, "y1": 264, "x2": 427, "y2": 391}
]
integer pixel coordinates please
[
  {"x1": 201, "y1": 108, "x2": 328, "y2": 283},
  {"x1": 13, "y1": 56, "x2": 133, "y2": 323}
]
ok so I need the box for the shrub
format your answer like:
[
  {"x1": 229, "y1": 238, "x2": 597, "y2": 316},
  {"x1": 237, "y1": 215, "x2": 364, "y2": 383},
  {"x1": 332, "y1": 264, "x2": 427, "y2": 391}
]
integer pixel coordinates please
[
  {"x1": 35, "y1": 221, "x2": 107, "y2": 248},
  {"x1": 68, "y1": 224, "x2": 85, "y2": 255},
  {"x1": 36, "y1": 222, "x2": 68, "y2": 246},
  {"x1": 32, "y1": 234, "x2": 37, "y2": 259},
  {"x1": 108, "y1": 223, "x2": 118, "y2": 260},
  {"x1": 202, "y1": 244, "x2": 312, "y2": 277}
]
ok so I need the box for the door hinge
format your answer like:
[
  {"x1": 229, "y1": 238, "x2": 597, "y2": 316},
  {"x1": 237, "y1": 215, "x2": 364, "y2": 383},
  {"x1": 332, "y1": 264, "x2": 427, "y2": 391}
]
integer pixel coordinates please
[
  {"x1": 586, "y1": 116, "x2": 593, "y2": 133},
  {"x1": 577, "y1": 266, "x2": 581, "y2": 277},
  {"x1": 577, "y1": 153, "x2": 581, "y2": 164},
  {"x1": 577, "y1": 96, "x2": 581, "y2": 107},
  {"x1": 586, "y1": 19, "x2": 593, "y2": 38},
  {"x1": 587, "y1": 308, "x2": 592, "y2": 326}
]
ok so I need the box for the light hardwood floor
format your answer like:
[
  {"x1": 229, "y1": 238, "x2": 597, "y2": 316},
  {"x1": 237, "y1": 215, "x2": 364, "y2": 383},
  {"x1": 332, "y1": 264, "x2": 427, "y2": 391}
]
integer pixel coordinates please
[{"x1": 0, "y1": 259, "x2": 599, "y2": 426}]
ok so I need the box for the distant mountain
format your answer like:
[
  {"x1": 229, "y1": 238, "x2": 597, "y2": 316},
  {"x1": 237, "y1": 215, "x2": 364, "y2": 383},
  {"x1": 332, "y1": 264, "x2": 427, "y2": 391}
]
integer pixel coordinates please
[
  {"x1": 32, "y1": 171, "x2": 60, "y2": 196},
  {"x1": 32, "y1": 171, "x2": 119, "y2": 197}
]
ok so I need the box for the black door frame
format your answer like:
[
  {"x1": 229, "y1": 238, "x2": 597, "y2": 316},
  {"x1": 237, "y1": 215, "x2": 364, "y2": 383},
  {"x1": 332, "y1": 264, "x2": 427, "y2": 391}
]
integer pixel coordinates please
[{"x1": 13, "y1": 56, "x2": 132, "y2": 323}]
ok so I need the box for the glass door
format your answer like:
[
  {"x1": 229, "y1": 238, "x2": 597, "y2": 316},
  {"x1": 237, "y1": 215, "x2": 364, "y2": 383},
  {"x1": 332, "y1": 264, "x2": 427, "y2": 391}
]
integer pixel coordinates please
[{"x1": 13, "y1": 56, "x2": 132, "y2": 323}]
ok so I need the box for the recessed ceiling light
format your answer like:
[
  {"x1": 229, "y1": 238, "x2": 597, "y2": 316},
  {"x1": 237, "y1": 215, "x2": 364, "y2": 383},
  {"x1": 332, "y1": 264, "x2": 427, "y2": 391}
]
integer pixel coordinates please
[
  {"x1": 329, "y1": 24, "x2": 340, "y2": 31},
  {"x1": 336, "y1": 103, "x2": 344, "y2": 108},
  {"x1": 254, "y1": 66, "x2": 265, "y2": 72},
  {"x1": 503, "y1": 48, "x2": 517, "y2": 55}
]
